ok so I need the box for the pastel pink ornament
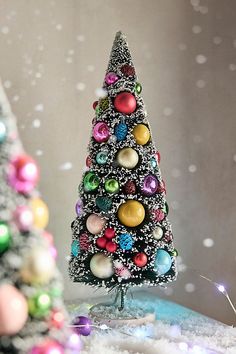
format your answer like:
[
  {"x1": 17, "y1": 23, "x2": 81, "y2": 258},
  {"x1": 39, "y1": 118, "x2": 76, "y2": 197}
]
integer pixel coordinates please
[
  {"x1": 49, "y1": 245, "x2": 57, "y2": 259},
  {"x1": 13, "y1": 205, "x2": 33, "y2": 232},
  {"x1": 29, "y1": 339, "x2": 64, "y2": 354},
  {"x1": 93, "y1": 122, "x2": 110, "y2": 143},
  {"x1": 8, "y1": 155, "x2": 39, "y2": 194},
  {"x1": 42, "y1": 231, "x2": 54, "y2": 246},
  {"x1": 86, "y1": 214, "x2": 106, "y2": 235},
  {"x1": 153, "y1": 209, "x2": 165, "y2": 222},
  {"x1": 0, "y1": 284, "x2": 28, "y2": 335},
  {"x1": 105, "y1": 72, "x2": 119, "y2": 85}
]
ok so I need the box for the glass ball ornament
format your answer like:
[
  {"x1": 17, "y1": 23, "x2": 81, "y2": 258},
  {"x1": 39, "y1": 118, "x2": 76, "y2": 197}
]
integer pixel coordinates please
[
  {"x1": 66, "y1": 333, "x2": 83, "y2": 352},
  {"x1": 104, "y1": 227, "x2": 115, "y2": 239},
  {"x1": 71, "y1": 240, "x2": 80, "y2": 256},
  {"x1": 150, "y1": 157, "x2": 157, "y2": 169},
  {"x1": 105, "y1": 178, "x2": 119, "y2": 194},
  {"x1": 153, "y1": 226, "x2": 164, "y2": 240},
  {"x1": 86, "y1": 214, "x2": 106, "y2": 234},
  {"x1": 118, "y1": 200, "x2": 145, "y2": 227},
  {"x1": 96, "y1": 236, "x2": 107, "y2": 249},
  {"x1": 154, "y1": 249, "x2": 172, "y2": 275},
  {"x1": 86, "y1": 155, "x2": 92, "y2": 168},
  {"x1": 83, "y1": 171, "x2": 100, "y2": 192},
  {"x1": 133, "y1": 252, "x2": 147, "y2": 267},
  {"x1": 28, "y1": 291, "x2": 52, "y2": 318},
  {"x1": 7, "y1": 154, "x2": 39, "y2": 194},
  {"x1": 0, "y1": 120, "x2": 7, "y2": 144},
  {"x1": 72, "y1": 315, "x2": 92, "y2": 336},
  {"x1": 95, "y1": 196, "x2": 112, "y2": 212},
  {"x1": 156, "y1": 151, "x2": 161, "y2": 164},
  {"x1": 30, "y1": 198, "x2": 49, "y2": 229},
  {"x1": 93, "y1": 122, "x2": 110, "y2": 143},
  {"x1": 92, "y1": 101, "x2": 98, "y2": 110},
  {"x1": 13, "y1": 205, "x2": 33, "y2": 232},
  {"x1": 135, "y1": 82, "x2": 142, "y2": 94},
  {"x1": 132, "y1": 124, "x2": 150, "y2": 145},
  {"x1": 119, "y1": 233, "x2": 133, "y2": 250},
  {"x1": 116, "y1": 147, "x2": 139, "y2": 169},
  {"x1": 50, "y1": 309, "x2": 64, "y2": 329},
  {"x1": 0, "y1": 222, "x2": 11, "y2": 254},
  {"x1": 142, "y1": 175, "x2": 159, "y2": 196},
  {"x1": 106, "y1": 241, "x2": 117, "y2": 253},
  {"x1": 114, "y1": 122, "x2": 128, "y2": 141},
  {"x1": 29, "y1": 340, "x2": 64, "y2": 354},
  {"x1": 170, "y1": 248, "x2": 178, "y2": 257},
  {"x1": 96, "y1": 150, "x2": 109, "y2": 165},
  {"x1": 105, "y1": 72, "x2": 119, "y2": 85},
  {"x1": 114, "y1": 92, "x2": 137, "y2": 114},
  {"x1": 75, "y1": 199, "x2": 83, "y2": 216},
  {"x1": 90, "y1": 253, "x2": 114, "y2": 279}
]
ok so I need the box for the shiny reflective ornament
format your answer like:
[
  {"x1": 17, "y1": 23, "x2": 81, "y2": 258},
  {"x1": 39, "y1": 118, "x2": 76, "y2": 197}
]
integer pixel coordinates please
[
  {"x1": 117, "y1": 147, "x2": 139, "y2": 169},
  {"x1": 50, "y1": 309, "x2": 64, "y2": 329},
  {"x1": 118, "y1": 200, "x2": 145, "y2": 227},
  {"x1": 0, "y1": 120, "x2": 7, "y2": 144},
  {"x1": 105, "y1": 72, "x2": 119, "y2": 85},
  {"x1": 170, "y1": 248, "x2": 178, "y2": 257},
  {"x1": 86, "y1": 214, "x2": 106, "y2": 234},
  {"x1": 28, "y1": 291, "x2": 52, "y2": 318},
  {"x1": 114, "y1": 92, "x2": 137, "y2": 114},
  {"x1": 96, "y1": 150, "x2": 109, "y2": 165},
  {"x1": 135, "y1": 82, "x2": 142, "y2": 94},
  {"x1": 31, "y1": 198, "x2": 49, "y2": 229},
  {"x1": 83, "y1": 171, "x2": 100, "y2": 192},
  {"x1": 71, "y1": 240, "x2": 80, "y2": 256},
  {"x1": 93, "y1": 122, "x2": 110, "y2": 143},
  {"x1": 106, "y1": 241, "x2": 117, "y2": 253},
  {"x1": 153, "y1": 226, "x2": 164, "y2": 240},
  {"x1": 104, "y1": 227, "x2": 115, "y2": 239},
  {"x1": 66, "y1": 333, "x2": 83, "y2": 352},
  {"x1": 8, "y1": 154, "x2": 39, "y2": 194},
  {"x1": 105, "y1": 178, "x2": 119, "y2": 194},
  {"x1": 13, "y1": 205, "x2": 33, "y2": 232},
  {"x1": 154, "y1": 249, "x2": 172, "y2": 275},
  {"x1": 96, "y1": 196, "x2": 112, "y2": 212},
  {"x1": 96, "y1": 236, "x2": 107, "y2": 249},
  {"x1": 0, "y1": 284, "x2": 28, "y2": 335},
  {"x1": 90, "y1": 253, "x2": 114, "y2": 279},
  {"x1": 0, "y1": 222, "x2": 11, "y2": 254},
  {"x1": 29, "y1": 340, "x2": 64, "y2": 354},
  {"x1": 164, "y1": 202, "x2": 169, "y2": 215},
  {"x1": 150, "y1": 157, "x2": 157, "y2": 168},
  {"x1": 133, "y1": 252, "x2": 147, "y2": 267},
  {"x1": 119, "y1": 233, "x2": 133, "y2": 250},
  {"x1": 93, "y1": 101, "x2": 98, "y2": 110},
  {"x1": 156, "y1": 151, "x2": 161, "y2": 164},
  {"x1": 86, "y1": 155, "x2": 92, "y2": 168},
  {"x1": 72, "y1": 315, "x2": 92, "y2": 336},
  {"x1": 75, "y1": 199, "x2": 83, "y2": 216},
  {"x1": 142, "y1": 175, "x2": 159, "y2": 196},
  {"x1": 132, "y1": 124, "x2": 150, "y2": 145},
  {"x1": 20, "y1": 247, "x2": 55, "y2": 284},
  {"x1": 114, "y1": 122, "x2": 128, "y2": 141}
]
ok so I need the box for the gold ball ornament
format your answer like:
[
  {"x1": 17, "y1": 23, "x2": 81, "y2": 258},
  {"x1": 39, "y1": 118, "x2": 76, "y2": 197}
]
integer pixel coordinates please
[
  {"x1": 132, "y1": 124, "x2": 150, "y2": 145},
  {"x1": 116, "y1": 147, "x2": 139, "y2": 169},
  {"x1": 90, "y1": 253, "x2": 114, "y2": 279},
  {"x1": 118, "y1": 200, "x2": 145, "y2": 227},
  {"x1": 31, "y1": 198, "x2": 49, "y2": 229},
  {"x1": 20, "y1": 247, "x2": 55, "y2": 284}
]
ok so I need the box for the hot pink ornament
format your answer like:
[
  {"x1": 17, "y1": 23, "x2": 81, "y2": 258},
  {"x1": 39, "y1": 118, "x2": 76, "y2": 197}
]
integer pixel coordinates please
[
  {"x1": 8, "y1": 155, "x2": 39, "y2": 194},
  {"x1": 105, "y1": 72, "x2": 119, "y2": 85},
  {"x1": 14, "y1": 205, "x2": 33, "y2": 232},
  {"x1": 93, "y1": 122, "x2": 110, "y2": 143},
  {"x1": 0, "y1": 284, "x2": 28, "y2": 335},
  {"x1": 29, "y1": 340, "x2": 64, "y2": 354}
]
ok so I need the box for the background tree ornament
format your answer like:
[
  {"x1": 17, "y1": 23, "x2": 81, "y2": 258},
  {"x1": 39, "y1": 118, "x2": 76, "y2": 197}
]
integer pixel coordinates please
[{"x1": 69, "y1": 31, "x2": 178, "y2": 310}]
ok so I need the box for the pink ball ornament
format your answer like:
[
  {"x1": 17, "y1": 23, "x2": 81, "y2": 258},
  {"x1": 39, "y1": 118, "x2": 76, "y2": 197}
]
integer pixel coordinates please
[
  {"x1": 105, "y1": 72, "x2": 119, "y2": 85},
  {"x1": 0, "y1": 284, "x2": 28, "y2": 335},
  {"x1": 29, "y1": 340, "x2": 64, "y2": 354},
  {"x1": 42, "y1": 231, "x2": 54, "y2": 246},
  {"x1": 13, "y1": 205, "x2": 33, "y2": 232},
  {"x1": 8, "y1": 155, "x2": 39, "y2": 194},
  {"x1": 67, "y1": 333, "x2": 83, "y2": 352},
  {"x1": 86, "y1": 214, "x2": 106, "y2": 235},
  {"x1": 93, "y1": 122, "x2": 110, "y2": 143}
]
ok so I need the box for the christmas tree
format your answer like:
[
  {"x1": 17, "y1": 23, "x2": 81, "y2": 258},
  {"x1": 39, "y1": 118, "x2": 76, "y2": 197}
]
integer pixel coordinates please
[
  {"x1": 0, "y1": 82, "x2": 81, "y2": 353},
  {"x1": 69, "y1": 32, "x2": 177, "y2": 307}
]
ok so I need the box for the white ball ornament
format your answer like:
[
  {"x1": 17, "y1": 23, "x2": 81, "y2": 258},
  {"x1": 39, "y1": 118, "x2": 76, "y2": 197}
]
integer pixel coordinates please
[
  {"x1": 117, "y1": 147, "x2": 139, "y2": 169},
  {"x1": 153, "y1": 226, "x2": 163, "y2": 240},
  {"x1": 86, "y1": 214, "x2": 106, "y2": 235},
  {"x1": 90, "y1": 253, "x2": 114, "y2": 279},
  {"x1": 20, "y1": 247, "x2": 55, "y2": 284}
]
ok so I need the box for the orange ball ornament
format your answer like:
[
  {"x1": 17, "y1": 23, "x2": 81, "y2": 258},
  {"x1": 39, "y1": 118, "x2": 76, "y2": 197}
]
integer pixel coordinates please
[
  {"x1": 31, "y1": 198, "x2": 49, "y2": 229},
  {"x1": 118, "y1": 200, "x2": 145, "y2": 227}
]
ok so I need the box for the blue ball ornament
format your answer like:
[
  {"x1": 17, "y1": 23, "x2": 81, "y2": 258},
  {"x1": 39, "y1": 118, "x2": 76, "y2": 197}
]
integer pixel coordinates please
[
  {"x1": 0, "y1": 120, "x2": 7, "y2": 144},
  {"x1": 154, "y1": 249, "x2": 172, "y2": 275},
  {"x1": 71, "y1": 240, "x2": 80, "y2": 256},
  {"x1": 114, "y1": 122, "x2": 128, "y2": 142},
  {"x1": 119, "y1": 233, "x2": 133, "y2": 250}
]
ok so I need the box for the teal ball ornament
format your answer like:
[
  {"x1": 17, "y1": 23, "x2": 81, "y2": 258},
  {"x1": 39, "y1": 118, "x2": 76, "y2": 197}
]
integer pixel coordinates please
[
  {"x1": 154, "y1": 249, "x2": 172, "y2": 275},
  {"x1": 119, "y1": 233, "x2": 133, "y2": 250},
  {"x1": 83, "y1": 172, "x2": 100, "y2": 192},
  {"x1": 0, "y1": 120, "x2": 7, "y2": 144},
  {"x1": 96, "y1": 150, "x2": 108, "y2": 165},
  {"x1": 96, "y1": 196, "x2": 112, "y2": 212},
  {"x1": 114, "y1": 122, "x2": 128, "y2": 142},
  {"x1": 71, "y1": 240, "x2": 80, "y2": 256}
]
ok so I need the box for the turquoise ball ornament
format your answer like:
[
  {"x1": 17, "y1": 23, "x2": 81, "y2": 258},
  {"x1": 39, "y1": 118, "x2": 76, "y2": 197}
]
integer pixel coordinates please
[
  {"x1": 96, "y1": 150, "x2": 108, "y2": 165},
  {"x1": 83, "y1": 172, "x2": 100, "y2": 192},
  {"x1": 0, "y1": 222, "x2": 11, "y2": 254},
  {"x1": 105, "y1": 178, "x2": 119, "y2": 194},
  {"x1": 114, "y1": 122, "x2": 128, "y2": 142},
  {"x1": 96, "y1": 196, "x2": 112, "y2": 212},
  {"x1": 150, "y1": 157, "x2": 157, "y2": 169},
  {"x1": 119, "y1": 233, "x2": 133, "y2": 250},
  {"x1": 0, "y1": 120, "x2": 7, "y2": 144},
  {"x1": 71, "y1": 240, "x2": 80, "y2": 256},
  {"x1": 154, "y1": 249, "x2": 172, "y2": 275}
]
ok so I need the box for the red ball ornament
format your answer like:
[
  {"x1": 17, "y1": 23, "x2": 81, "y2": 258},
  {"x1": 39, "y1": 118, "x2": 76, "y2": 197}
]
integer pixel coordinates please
[
  {"x1": 120, "y1": 64, "x2": 135, "y2": 77},
  {"x1": 104, "y1": 227, "x2": 115, "y2": 239},
  {"x1": 106, "y1": 241, "x2": 117, "y2": 253},
  {"x1": 156, "y1": 151, "x2": 161, "y2": 164},
  {"x1": 50, "y1": 309, "x2": 64, "y2": 329},
  {"x1": 96, "y1": 237, "x2": 107, "y2": 249},
  {"x1": 93, "y1": 101, "x2": 98, "y2": 110},
  {"x1": 86, "y1": 156, "x2": 92, "y2": 168},
  {"x1": 114, "y1": 92, "x2": 137, "y2": 114},
  {"x1": 133, "y1": 252, "x2": 147, "y2": 267},
  {"x1": 29, "y1": 339, "x2": 63, "y2": 354}
]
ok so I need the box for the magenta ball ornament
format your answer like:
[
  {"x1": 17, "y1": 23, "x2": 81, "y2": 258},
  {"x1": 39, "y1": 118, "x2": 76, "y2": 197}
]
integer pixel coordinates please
[
  {"x1": 93, "y1": 122, "x2": 110, "y2": 143},
  {"x1": 114, "y1": 92, "x2": 137, "y2": 114},
  {"x1": 142, "y1": 175, "x2": 159, "y2": 196},
  {"x1": 105, "y1": 72, "x2": 119, "y2": 85},
  {"x1": 72, "y1": 315, "x2": 92, "y2": 336},
  {"x1": 13, "y1": 205, "x2": 33, "y2": 232},
  {"x1": 29, "y1": 340, "x2": 64, "y2": 354}
]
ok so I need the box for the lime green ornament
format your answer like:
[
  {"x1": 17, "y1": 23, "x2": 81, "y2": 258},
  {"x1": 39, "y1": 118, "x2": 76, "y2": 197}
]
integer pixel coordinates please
[
  {"x1": 0, "y1": 222, "x2": 11, "y2": 254},
  {"x1": 170, "y1": 248, "x2": 178, "y2": 257},
  {"x1": 83, "y1": 172, "x2": 100, "y2": 192},
  {"x1": 28, "y1": 291, "x2": 52, "y2": 318},
  {"x1": 105, "y1": 179, "x2": 119, "y2": 194},
  {"x1": 135, "y1": 82, "x2": 142, "y2": 94}
]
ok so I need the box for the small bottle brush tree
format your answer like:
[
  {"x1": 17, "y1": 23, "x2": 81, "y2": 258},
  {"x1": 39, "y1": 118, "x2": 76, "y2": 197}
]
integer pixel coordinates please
[
  {"x1": 0, "y1": 82, "x2": 81, "y2": 353},
  {"x1": 69, "y1": 32, "x2": 178, "y2": 310}
]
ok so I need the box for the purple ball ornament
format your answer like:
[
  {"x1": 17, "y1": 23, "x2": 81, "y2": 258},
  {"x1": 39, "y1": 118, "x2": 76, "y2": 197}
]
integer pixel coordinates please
[
  {"x1": 75, "y1": 199, "x2": 83, "y2": 216},
  {"x1": 72, "y1": 315, "x2": 92, "y2": 336},
  {"x1": 142, "y1": 175, "x2": 159, "y2": 196},
  {"x1": 105, "y1": 72, "x2": 119, "y2": 85},
  {"x1": 66, "y1": 333, "x2": 83, "y2": 352},
  {"x1": 93, "y1": 122, "x2": 110, "y2": 143}
]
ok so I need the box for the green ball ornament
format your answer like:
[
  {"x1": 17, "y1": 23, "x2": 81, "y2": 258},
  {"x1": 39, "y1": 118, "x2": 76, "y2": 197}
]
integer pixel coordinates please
[
  {"x1": 135, "y1": 82, "x2": 142, "y2": 94},
  {"x1": 83, "y1": 172, "x2": 100, "y2": 192},
  {"x1": 0, "y1": 222, "x2": 11, "y2": 254},
  {"x1": 163, "y1": 202, "x2": 169, "y2": 215},
  {"x1": 96, "y1": 196, "x2": 112, "y2": 212},
  {"x1": 170, "y1": 248, "x2": 178, "y2": 257},
  {"x1": 28, "y1": 291, "x2": 52, "y2": 318},
  {"x1": 105, "y1": 179, "x2": 119, "y2": 194},
  {"x1": 96, "y1": 150, "x2": 108, "y2": 165},
  {"x1": 0, "y1": 120, "x2": 7, "y2": 144}
]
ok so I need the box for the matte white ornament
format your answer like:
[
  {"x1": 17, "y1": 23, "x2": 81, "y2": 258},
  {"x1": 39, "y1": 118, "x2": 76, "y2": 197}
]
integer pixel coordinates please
[{"x1": 90, "y1": 253, "x2": 114, "y2": 279}]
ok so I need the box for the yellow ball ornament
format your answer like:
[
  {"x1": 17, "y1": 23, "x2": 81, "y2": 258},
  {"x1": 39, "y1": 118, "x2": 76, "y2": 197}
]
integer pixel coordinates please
[
  {"x1": 31, "y1": 198, "x2": 49, "y2": 229},
  {"x1": 118, "y1": 200, "x2": 145, "y2": 227},
  {"x1": 132, "y1": 124, "x2": 150, "y2": 145}
]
